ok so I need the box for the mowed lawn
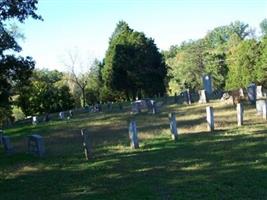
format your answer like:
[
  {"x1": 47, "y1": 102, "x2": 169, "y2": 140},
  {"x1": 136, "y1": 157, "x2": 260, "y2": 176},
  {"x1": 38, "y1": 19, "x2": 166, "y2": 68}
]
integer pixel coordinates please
[{"x1": 1, "y1": 100, "x2": 267, "y2": 200}]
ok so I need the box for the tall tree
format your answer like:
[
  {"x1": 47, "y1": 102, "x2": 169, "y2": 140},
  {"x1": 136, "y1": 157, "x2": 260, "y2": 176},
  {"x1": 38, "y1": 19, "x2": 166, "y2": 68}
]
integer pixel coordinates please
[
  {"x1": 102, "y1": 21, "x2": 167, "y2": 100},
  {"x1": 0, "y1": 0, "x2": 41, "y2": 126}
]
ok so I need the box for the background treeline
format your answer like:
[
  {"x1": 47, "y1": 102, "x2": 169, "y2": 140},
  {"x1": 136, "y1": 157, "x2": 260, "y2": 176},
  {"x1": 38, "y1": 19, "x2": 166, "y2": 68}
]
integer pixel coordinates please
[
  {"x1": 164, "y1": 20, "x2": 267, "y2": 95},
  {"x1": 1, "y1": 1, "x2": 267, "y2": 125}
]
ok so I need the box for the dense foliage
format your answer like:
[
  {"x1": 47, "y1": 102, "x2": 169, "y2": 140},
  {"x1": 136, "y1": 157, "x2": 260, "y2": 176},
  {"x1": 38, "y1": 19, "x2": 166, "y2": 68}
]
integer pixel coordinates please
[
  {"x1": 102, "y1": 21, "x2": 167, "y2": 100},
  {"x1": 0, "y1": 0, "x2": 41, "y2": 126}
]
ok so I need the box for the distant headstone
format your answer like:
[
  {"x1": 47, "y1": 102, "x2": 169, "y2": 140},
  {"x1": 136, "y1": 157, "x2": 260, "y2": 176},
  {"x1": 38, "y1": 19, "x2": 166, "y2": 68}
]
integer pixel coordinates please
[
  {"x1": 203, "y1": 75, "x2": 212, "y2": 95},
  {"x1": 236, "y1": 103, "x2": 244, "y2": 126},
  {"x1": 43, "y1": 113, "x2": 50, "y2": 122},
  {"x1": 81, "y1": 129, "x2": 93, "y2": 160},
  {"x1": 185, "y1": 89, "x2": 192, "y2": 104},
  {"x1": 199, "y1": 90, "x2": 209, "y2": 103},
  {"x1": 206, "y1": 106, "x2": 214, "y2": 131},
  {"x1": 32, "y1": 116, "x2": 38, "y2": 125},
  {"x1": 69, "y1": 110, "x2": 73, "y2": 117},
  {"x1": 151, "y1": 100, "x2": 157, "y2": 114},
  {"x1": 262, "y1": 101, "x2": 267, "y2": 120},
  {"x1": 256, "y1": 86, "x2": 265, "y2": 99},
  {"x1": 247, "y1": 83, "x2": 256, "y2": 105},
  {"x1": 256, "y1": 99, "x2": 266, "y2": 115},
  {"x1": 131, "y1": 102, "x2": 141, "y2": 114},
  {"x1": 168, "y1": 113, "x2": 178, "y2": 141},
  {"x1": 59, "y1": 112, "x2": 65, "y2": 119},
  {"x1": 28, "y1": 134, "x2": 45, "y2": 156},
  {"x1": 2, "y1": 136, "x2": 13, "y2": 154},
  {"x1": 129, "y1": 120, "x2": 139, "y2": 149}
]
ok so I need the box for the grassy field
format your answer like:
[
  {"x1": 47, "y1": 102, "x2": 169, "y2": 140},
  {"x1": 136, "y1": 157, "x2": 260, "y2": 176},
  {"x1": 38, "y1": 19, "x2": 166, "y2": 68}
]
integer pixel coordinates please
[{"x1": 1, "y1": 100, "x2": 267, "y2": 200}]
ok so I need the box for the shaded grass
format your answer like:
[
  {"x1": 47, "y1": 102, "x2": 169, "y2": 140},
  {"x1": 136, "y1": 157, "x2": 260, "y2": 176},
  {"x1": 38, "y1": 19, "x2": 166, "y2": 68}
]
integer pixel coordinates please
[{"x1": 1, "y1": 100, "x2": 267, "y2": 199}]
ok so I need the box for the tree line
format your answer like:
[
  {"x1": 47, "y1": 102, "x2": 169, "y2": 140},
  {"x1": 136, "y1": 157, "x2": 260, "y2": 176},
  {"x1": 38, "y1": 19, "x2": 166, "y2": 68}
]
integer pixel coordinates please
[{"x1": 1, "y1": 0, "x2": 267, "y2": 125}]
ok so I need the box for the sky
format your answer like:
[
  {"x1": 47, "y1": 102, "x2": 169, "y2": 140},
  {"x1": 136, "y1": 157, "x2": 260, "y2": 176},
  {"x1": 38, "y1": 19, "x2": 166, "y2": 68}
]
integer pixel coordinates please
[{"x1": 18, "y1": 0, "x2": 267, "y2": 72}]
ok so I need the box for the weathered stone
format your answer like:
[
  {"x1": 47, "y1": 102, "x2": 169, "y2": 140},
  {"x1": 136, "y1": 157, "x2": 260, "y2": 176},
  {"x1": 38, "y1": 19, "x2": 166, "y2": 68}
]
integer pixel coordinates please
[
  {"x1": 28, "y1": 134, "x2": 45, "y2": 156},
  {"x1": 256, "y1": 99, "x2": 266, "y2": 115},
  {"x1": 2, "y1": 136, "x2": 13, "y2": 154},
  {"x1": 129, "y1": 120, "x2": 139, "y2": 149},
  {"x1": 203, "y1": 75, "x2": 212, "y2": 95},
  {"x1": 81, "y1": 129, "x2": 93, "y2": 160},
  {"x1": 247, "y1": 83, "x2": 256, "y2": 105},
  {"x1": 199, "y1": 90, "x2": 209, "y2": 103},
  {"x1": 59, "y1": 111, "x2": 65, "y2": 119},
  {"x1": 206, "y1": 106, "x2": 214, "y2": 131},
  {"x1": 168, "y1": 113, "x2": 178, "y2": 141},
  {"x1": 236, "y1": 103, "x2": 244, "y2": 126}
]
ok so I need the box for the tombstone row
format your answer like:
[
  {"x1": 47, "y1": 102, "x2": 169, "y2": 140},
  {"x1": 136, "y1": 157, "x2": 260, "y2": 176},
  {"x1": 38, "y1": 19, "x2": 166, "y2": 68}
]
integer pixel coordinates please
[{"x1": 0, "y1": 132, "x2": 45, "y2": 156}]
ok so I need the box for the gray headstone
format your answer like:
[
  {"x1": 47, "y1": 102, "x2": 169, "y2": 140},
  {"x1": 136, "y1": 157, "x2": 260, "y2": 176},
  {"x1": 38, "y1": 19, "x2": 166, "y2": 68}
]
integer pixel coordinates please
[
  {"x1": 199, "y1": 90, "x2": 209, "y2": 103},
  {"x1": 256, "y1": 99, "x2": 266, "y2": 115},
  {"x1": 203, "y1": 75, "x2": 212, "y2": 95},
  {"x1": 256, "y1": 86, "x2": 264, "y2": 99},
  {"x1": 81, "y1": 129, "x2": 93, "y2": 160},
  {"x1": 2, "y1": 136, "x2": 13, "y2": 154},
  {"x1": 59, "y1": 112, "x2": 65, "y2": 119},
  {"x1": 236, "y1": 103, "x2": 244, "y2": 126},
  {"x1": 206, "y1": 106, "x2": 214, "y2": 131},
  {"x1": 129, "y1": 120, "x2": 139, "y2": 149},
  {"x1": 28, "y1": 134, "x2": 45, "y2": 156},
  {"x1": 247, "y1": 83, "x2": 256, "y2": 104},
  {"x1": 168, "y1": 113, "x2": 178, "y2": 141}
]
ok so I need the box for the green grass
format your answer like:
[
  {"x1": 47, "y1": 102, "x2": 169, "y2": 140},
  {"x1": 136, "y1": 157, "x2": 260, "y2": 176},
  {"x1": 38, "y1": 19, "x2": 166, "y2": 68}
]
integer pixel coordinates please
[{"x1": 1, "y1": 100, "x2": 267, "y2": 199}]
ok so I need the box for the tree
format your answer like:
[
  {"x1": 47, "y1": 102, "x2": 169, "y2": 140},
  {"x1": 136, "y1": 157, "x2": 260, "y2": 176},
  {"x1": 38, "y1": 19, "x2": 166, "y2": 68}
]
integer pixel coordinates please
[
  {"x1": 17, "y1": 69, "x2": 75, "y2": 115},
  {"x1": 0, "y1": 0, "x2": 41, "y2": 126},
  {"x1": 102, "y1": 21, "x2": 167, "y2": 100},
  {"x1": 226, "y1": 39, "x2": 260, "y2": 89}
]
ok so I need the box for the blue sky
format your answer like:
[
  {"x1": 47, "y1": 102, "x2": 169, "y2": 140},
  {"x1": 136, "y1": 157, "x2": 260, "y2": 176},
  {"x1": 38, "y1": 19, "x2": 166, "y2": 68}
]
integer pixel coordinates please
[{"x1": 19, "y1": 0, "x2": 267, "y2": 71}]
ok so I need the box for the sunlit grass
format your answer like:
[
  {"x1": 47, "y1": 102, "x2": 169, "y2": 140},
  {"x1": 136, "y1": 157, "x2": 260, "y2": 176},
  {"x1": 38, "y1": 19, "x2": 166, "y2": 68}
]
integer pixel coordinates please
[{"x1": 1, "y1": 100, "x2": 267, "y2": 199}]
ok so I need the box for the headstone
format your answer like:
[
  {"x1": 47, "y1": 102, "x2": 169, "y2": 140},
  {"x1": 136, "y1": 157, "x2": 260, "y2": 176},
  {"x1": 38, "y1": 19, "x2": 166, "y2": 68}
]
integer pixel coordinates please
[
  {"x1": 69, "y1": 110, "x2": 73, "y2": 117},
  {"x1": 247, "y1": 83, "x2": 256, "y2": 105},
  {"x1": 129, "y1": 120, "x2": 139, "y2": 149},
  {"x1": 28, "y1": 134, "x2": 45, "y2": 156},
  {"x1": 256, "y1": 86, "x2": 265, "y2": 99},
  {"x1": 43, "y1": 113, "x2": 50, "y2": 122},
  {"x1": 263, "y1": 101, "x2": 267, "y2": 120},
  {"x1": 168, "y1": 113, "x2": 178, "y2": 141},
  {"x1": 151, "y1": 100, "x2": 157, "y2": 114},
  {"x1": 185, "y1": 89, "x2": 192, "y2": 104},
  {"x1": 81, "y1": 129, "x2": 92, "y2": 160},
  {"x1": 131, "y1": 102, "x2": 141, "y2": 114},
  {"x1": 59, "y1": 112, "x2": 65, "y2": 120},
  {"x1": 32, "y1": 116, "x2": 38, "y2": 125},
  {"x1": 203, "y1": 75, "x2": 212, "y2": 95},
  {"x1": 199, "y1": 90, "x2": 209, "y2": 103},
  {"x1": 236, "y1": 103, "x2": 244, "y2": 126},
  {"x1": 256, "y1": 99, "x2": 266, "y2": 115},
  {"x1": 2, "y1": 136, "x2": 13, "y2": 154},
  {"x1": 206, "y1": 106, "x2": 214, "y2": 131}
]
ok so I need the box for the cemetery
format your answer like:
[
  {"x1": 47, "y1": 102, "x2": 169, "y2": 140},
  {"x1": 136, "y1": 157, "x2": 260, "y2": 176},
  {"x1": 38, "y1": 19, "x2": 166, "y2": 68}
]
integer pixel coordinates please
[
  {"x1": 1, "y1": 90, "x2": 267, "y2": 199},
  {"x1": 1, "y1": 1, "x2": 267, "y2": 199}
]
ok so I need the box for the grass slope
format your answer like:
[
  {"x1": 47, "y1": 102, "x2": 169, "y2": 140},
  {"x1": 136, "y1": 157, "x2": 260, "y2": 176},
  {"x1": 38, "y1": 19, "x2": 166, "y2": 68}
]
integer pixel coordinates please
[{"x1": 0, "y1": 100, "x2": 267, "y2": 200}]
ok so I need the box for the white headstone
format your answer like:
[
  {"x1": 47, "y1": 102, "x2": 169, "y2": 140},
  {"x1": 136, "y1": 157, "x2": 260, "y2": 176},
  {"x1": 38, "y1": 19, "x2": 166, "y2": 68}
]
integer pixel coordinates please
[
  {"x1": 168, "y1": 113, "x2": 178, "y2": 141},
  {"x1": 129, "y1": 120, "x2": 139, "y2": 149},
  {"x1": 236, "y1": 103, "x2": 243, "y2": 126},
  {"x1": 206, "y1": 106, "x2": 214, "y2": 131}
]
